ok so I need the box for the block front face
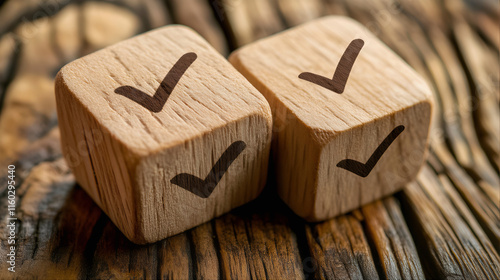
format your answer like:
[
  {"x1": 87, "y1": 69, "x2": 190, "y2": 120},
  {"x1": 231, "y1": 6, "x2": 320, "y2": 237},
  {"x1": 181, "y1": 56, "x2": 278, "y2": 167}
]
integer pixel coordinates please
[
  {"x1": 56, "y1": 26, "x2": 272, "y2": 243},
  {"x1": 230, "y1": 16, "x2": 433, "y2": 221},
  {"x1": 315, "y1": 103, "x2": 431, "y2": 220},
  {"x1": 137, "y1": 114, "x2": 270, "y2": 242}
]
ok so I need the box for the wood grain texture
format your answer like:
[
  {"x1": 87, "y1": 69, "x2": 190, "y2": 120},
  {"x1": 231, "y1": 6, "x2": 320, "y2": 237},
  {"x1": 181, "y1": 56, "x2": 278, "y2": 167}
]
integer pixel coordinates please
[
  {"x1": 432, "y1": 144, "x2": 500, "y2": 250},
  {"x1": 277, "y1": 0, "x2": 324, "y2": 26},
  {"x1": 213, "y1": 196, "x2": 305, "y2": 279},
  {"x1": 56, "y1": 25, "x2": 273, "y2": 243},
  {"x1": 305, "y1": 213, "x2": 379, "y2": 279},
  {"x1": 216, "y1": 0, "x2": 285, "y2": 47},
  {"x1": 362, "y1": 198, "x2": 424, "y2": 279},
  {"x1": 169, "y1": 0, "x2": 228, "y2": 55},
  {"x1": 0, "y1": 75, "x2": 56, "y2": 162},
  {"x1": 452, "y1": 18, "x2": 500, "y2": 171},
  {"x1": 229, "y1": 16, "x2": 433, "y2": 221},
  {"x1": 1, "y1": 0, "x2": 499, "y2": 278},
  {"x1": 82, "y1": 2, "x2": 141, "y2": 51},
  {"x1": 404, "y1": 165, "x2": 500, "y2": 279}
]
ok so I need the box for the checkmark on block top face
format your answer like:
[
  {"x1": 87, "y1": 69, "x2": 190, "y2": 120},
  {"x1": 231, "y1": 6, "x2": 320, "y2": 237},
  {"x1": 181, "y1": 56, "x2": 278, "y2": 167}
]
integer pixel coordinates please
[
  {"x1": 55, "y1": 25, "x2": 273, "y2": 244},
  {"x1": 299, "y1": 39, "x2": 364, "y2": 94},
  {"x1": 115, "y1": 52, "x2": 197, "y2": 113},
  {"x1": 229, "y1": 16, "x2": 433, "y2": 222}
]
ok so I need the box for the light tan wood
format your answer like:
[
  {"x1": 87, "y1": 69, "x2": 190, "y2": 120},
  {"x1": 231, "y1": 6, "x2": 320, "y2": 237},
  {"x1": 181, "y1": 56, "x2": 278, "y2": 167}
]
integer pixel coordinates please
[
  {"x1": 0, "y1": 75, "x2": 56, "y2": 162},
  {"x1": 82, "y1": 2, "x2": 140, "y2": 51},
  {"x1": 229, "y1": 16, "x2": 433, "y2": 221},
  {"x1": 1, "y1": 0, "x2": 500, "y2": 278},
  {"x1": 55, "y1": 25, "x2": 272, "y2": 244}
]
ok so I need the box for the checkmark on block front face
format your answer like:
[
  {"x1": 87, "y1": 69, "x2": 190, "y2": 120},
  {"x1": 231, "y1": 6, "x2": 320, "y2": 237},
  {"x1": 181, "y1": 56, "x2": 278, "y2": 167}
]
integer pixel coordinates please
[
  {"x1": 336, "y1": 125, "x2": 405, "y2": 177},
  {"x1": 171, "y1": 141, "x2": 247, "y2": 198}
]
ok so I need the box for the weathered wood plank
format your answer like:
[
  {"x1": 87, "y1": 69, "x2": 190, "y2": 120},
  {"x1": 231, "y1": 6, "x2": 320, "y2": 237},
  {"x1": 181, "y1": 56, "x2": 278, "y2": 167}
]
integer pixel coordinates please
[
  {"x1": 211, "y1": 0, "x2": 284, "y2": 47},
  {"x1": 0, "y1": 75, "x2": 57, "y2": 164},
  {"x1": 432, "y1": 144, "x2": 500, "y2": 249},
  {"x1": 0, "y1": 158, "x2": 77, "y2": 278},
  {"x1": 157, "y1": 233, "x2": 190, "y2": 279},
  {"x1": 189, "y1": 222, "x2": 220, "y2": 279},
  {"x1": 276, "y1": 0, "x2": 324, "y2": 26},
  {"x1": 403, "y1": 165, "x2": 500, "y2": 279},
  {"x1": 170, "y1": 0, "x2": 228, "y2": 54},
  {"x1": 214, "y1": 194, "x2": 305, "y2": 279},
  {"x1": 0, "y1": 33, "x2": 18, "y2": 112},
  {"x1": 362, "y1": 198, "x2": 425, "y2": 279},
  {"x1": 81, "y1": 2, "x2": 141, "y2": 53},
  {"x1": 451, "y1": 17, "x2": 500, "y2": 170},
  {"x1": 429, "y1": 27, "x2": 499, "y2": 178},
  {"x1": 1, "y1": 0, "x2": 499, "y2": 278},
  {"x1": 0, "y1": 0, "x2": 72, "y2": 37},
  {"x1": 305, "y1": 213, "x2": 379, "y2": 279}
]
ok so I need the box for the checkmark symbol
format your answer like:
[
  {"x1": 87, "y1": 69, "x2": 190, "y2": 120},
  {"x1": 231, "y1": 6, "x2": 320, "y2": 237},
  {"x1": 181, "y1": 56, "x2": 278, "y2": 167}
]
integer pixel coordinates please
[
  {"x1": 337, "y1": 125, "x2": 405, "y2": 177},
  {"x1": 170, "y1": 141, "x2": 247, "y2": 198},
  {"x1": 299, "y1": 39, "x2": 364, "y2": 94},
  {"x1": 114, "y1": 52, "x2": 197, "y2": 113}
]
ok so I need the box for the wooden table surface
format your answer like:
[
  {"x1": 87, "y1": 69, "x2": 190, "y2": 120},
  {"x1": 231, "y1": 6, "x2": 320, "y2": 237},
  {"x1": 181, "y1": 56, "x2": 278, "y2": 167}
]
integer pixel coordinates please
[{"x1": 0, "y1": 0, "x2": 498, "y2": 279}]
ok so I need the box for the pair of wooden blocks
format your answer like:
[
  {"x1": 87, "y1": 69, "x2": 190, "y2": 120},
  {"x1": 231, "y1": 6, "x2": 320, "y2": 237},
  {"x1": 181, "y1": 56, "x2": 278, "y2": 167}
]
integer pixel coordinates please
[{"x1": 55, "y1": 16, "x2": 433, "y2": 244}]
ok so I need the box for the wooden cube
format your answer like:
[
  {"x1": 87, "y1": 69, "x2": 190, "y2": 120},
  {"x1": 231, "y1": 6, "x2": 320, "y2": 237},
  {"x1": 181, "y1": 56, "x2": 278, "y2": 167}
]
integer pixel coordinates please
[
  {"x1": 55, "y1": 26, "x2": 272, "y2": 243},
  {"x1": 229, "y1": 16, "x2": 433, "y2": 221}
]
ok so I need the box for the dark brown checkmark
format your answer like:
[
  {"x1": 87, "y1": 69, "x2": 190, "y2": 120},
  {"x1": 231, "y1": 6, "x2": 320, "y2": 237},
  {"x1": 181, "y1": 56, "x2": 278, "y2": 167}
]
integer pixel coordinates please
[
  {"x1": 170, "y1": 141, "x2": 246, "y2": 198},
  {"x1": 337, "y1": 125, "x2": 405, "y2": 177},
  {"x1": 114, "y1": 52, "x2": 197, "y2": 112},
  {"x1": 299, "y1": 39, "x2": 364, "y2": 94}
]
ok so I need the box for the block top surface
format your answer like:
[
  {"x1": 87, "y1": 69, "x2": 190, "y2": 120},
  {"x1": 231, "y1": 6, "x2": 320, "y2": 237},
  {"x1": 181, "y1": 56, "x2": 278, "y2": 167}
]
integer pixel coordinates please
[
  {"x1": 57, "y1": 25, "x2": 271, "y2": 155},
  {"x1": 230, "y1": 16, "x2": 432, "y2": 138}
]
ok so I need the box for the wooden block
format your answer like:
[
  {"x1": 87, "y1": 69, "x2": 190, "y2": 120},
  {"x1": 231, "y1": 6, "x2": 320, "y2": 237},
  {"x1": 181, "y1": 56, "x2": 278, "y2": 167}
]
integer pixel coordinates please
[
  {"x1": 55, "y1": 26, "x2": 272, "y2": 244},
  {"x1": 229, "y1": 16, "x2": 433, "y2": 221}
]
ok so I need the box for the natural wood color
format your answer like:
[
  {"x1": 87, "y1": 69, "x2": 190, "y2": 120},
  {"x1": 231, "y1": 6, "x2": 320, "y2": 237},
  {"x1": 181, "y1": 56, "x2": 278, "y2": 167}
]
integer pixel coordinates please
[
  {"x1": 169, "y1": 0, "x2": 228, "y2": 55},
  {"x1": 0, "y1": 157, "x2": 78, "y2": 278},
  {"x1": 404, "y1": 165, "x2": 500, "y2": 279},
  {"x1": 14, "y1": 16, "x2": 62, "y2": 75},
  {"x1": 141, "y1": 0, "x2": 171, "y2": 29},
  {"x1": 432, "y1": 144, "x2": 500, "y2": 249},
  {"x1": 214, "y1": 202, "x2": 305, "y2": 279},
  {"x1": 1, "y1": 0, "x2": 499, "y2": 278},
  {"x1": 362, "y1": 197, "x2": 425, "y2": 279},
  {"x1": 463, "y1": 8, "x2": 500, "y2": 51},
  {"x1": 429, "y1": 27, "x2": 499, "y2": 182},
  {"x1": 82, "y1": 2, "x2": 140, "y2": 51},
  {"x1": 305, "y1": 213, "x2": 379, "y2": 279},
  {"x1": 51, "y1": 4, "x2": 82, "y2": 63},
  {"x1": 351, "y1": 0, "x2": 500, "y2": 249},
  {"x1": 0, "y1": 75, "x2": 57, "y2": 163},
  {"x1": 0, "y1": 33, "x2": 16, "y2": 81},
  {"x1": 189, "y1": 223, "x2": 220, "y2": 279},
  {"x1": 157, "y1": 233, "x2": 191, "y2": 279},
  {"x1": 217, "y1": 0, "x2": 285, "y2": 47},
  {"x1": 55, "y1": 25, "x2": 273, "y2": 243},
  {"x1": 277, "y1": 0, "x2": 324, "y2": 26},
  {"x1": 452, "y1": 17, "x2": 500, "y2": 171},
  {"x1": 0, "y1": 0, "x2": 73, "y2": 37},
  {"x1": 229, "y1": 16, "x2": 433, "y2": 221}
]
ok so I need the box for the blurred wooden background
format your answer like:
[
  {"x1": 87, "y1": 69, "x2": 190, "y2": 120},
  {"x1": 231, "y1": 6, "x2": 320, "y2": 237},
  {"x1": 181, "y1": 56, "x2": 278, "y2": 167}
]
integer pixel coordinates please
[{"x1": 0, "y1": 0, "x2": 498, "y2": 279}]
